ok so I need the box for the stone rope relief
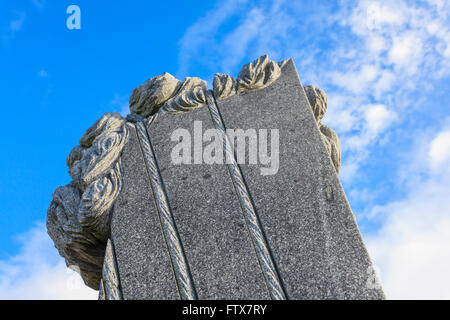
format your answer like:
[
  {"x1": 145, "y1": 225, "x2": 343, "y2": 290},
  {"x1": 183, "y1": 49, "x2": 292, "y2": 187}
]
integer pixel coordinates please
[
  {"x1": 205, "y1": 92, "x2": 287, "y2": 300},
  {"x1": 98, "y1": 238, "x2": 123, "y2": 300},
  {"x1": 128, "y1": 55, "x2": 340, "y2": 172},
  {"x1": 133, "y1": 119, "x2": 198, "y2": 300},
  {"x1": 46, "y1": 55, "x2": 341, "y2": 294}
]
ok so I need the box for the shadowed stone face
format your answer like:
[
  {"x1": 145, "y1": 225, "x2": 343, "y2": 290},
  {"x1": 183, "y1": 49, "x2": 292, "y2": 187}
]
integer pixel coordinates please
[
  {"x1": 129, "y1": 72, "x2": 182, "y2": 117},
  {"x1": 46, "y1": 112, "x2": 129, "y2": 289},
  {"x1": 304, "y1": 85, "x2": 341, "y2": 174},
  {"x1": 304, "y1": 85, "x2": 327, "y2": 125}
]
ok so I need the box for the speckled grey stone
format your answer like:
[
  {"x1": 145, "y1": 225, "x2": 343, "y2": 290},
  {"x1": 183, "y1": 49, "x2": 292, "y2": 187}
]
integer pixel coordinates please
[
  {"x1": 110, "y1": 123, "x2": 178, "y2": 299},
  {"x1": 215, "y1": 59, "x2": 385, "y2": 299},
  {"x1": 147, "y1": 107, "x2": 270, "y2": 299},
  {"x1": 107, "y1": 58, "x2": 384, "y2": 300}
]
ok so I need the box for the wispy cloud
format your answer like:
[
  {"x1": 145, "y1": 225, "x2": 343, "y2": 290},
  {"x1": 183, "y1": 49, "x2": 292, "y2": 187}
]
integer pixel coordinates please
[
  {"x1": 0, "y1": 223, "x2": 97, "y2": 300},
  {"x1": 219, "y1": 8, "x2": 265, "y2": 72},
  {"x1": 177, "y1": 0, "x2": 250, "y2": 78},
  {"x1": 177, "y1": 0, "x2": 450, "y2": 298},
  {"x1": 366, "y1": 127, "x2": 450, "y2": 299},
  {"x1": 177, "y1": 0, "x2": 450, "y2": 180}
]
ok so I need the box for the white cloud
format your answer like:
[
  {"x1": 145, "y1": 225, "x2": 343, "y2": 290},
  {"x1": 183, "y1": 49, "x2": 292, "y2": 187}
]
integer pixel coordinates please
[
  {"x1": 365, "y1": 2, "x2": 407, "y2": 30},
  {"x1": 366, "y1": 181, "x2": 450, "y2": 298},
  {"x1": 31, "y1": 0, "x2": 46, "y2": 8},
  {"x1": 363, "y1": 128, "x2": 450, "y2": 299},
  {"x1": 429, "y1": 130, "x2": 450, "y2": 171},
  {"x1": 220, "y1": 8, "x2": 265, "y2": 72},
  {"x1": 388, "y1": 33, "x2": 424, "y2": 72},
  {"x1": 177, "y1": 0, "x2": 450, "y2": 183},
  {"x1": 174, "y1": 0, "x2": 450, "y2": 299},
  {"x1": 0, "y1": 223, "x2": 97, "y2": 300},
  {"x1": 365, "y1": 104, "x2": 395, "y2": 134}
]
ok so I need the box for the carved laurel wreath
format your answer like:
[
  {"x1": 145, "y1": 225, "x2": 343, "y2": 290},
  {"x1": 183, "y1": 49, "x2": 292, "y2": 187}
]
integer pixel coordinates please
[{"x1": 46, "y1": 55, "x2": 339, "y2": 290}]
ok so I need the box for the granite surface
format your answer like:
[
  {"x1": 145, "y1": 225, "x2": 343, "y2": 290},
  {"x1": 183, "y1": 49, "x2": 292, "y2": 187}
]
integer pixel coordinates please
[
  {"x1": 148, "y1": 107, "x2": 270, "y2": 299},
  {"x1": 216, "y1": 59, "x2": 385, "y2": 299},
  {"x1": 46, "y1": 54, "x2": 385, "y2": 300},
  {"x1": 94, "y1": 58, "x2": 385, "y2": 299},
  {"x1": 110, "y1": 123, "x2": 179, "y2": 299}
]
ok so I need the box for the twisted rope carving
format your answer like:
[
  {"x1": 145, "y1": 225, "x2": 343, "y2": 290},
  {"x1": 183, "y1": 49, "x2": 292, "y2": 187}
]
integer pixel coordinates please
[
  {"x1": 205, "y1": 91, "x2": 287, "y2": 300},
  {"x1": 134, "y1": 120, "x2": 197, "y2": 300},
  {"x1": 98, "y1": 238, "x2": 123, "y2": 300}
]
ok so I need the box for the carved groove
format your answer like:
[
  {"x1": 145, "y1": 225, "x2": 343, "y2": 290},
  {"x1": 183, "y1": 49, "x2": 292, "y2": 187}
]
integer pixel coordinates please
[
  {"x1": 134, "y1": 120, "x2": 197, "y2": 300},
  {"x1": 98, "y1": 279, "x2": 106, "y2": 300},
  {"x1": 99, "y1": 238, "x2": 123, "y2": 300},
  {"x1": 205, "y1": 91, "x2": 287, "y2": 300}
]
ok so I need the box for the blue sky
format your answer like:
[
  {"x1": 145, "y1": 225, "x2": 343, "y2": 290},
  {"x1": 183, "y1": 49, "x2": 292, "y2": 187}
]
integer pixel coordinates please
[{"x1": 1, "y1": 0, "x2": 450, "y2": 299}]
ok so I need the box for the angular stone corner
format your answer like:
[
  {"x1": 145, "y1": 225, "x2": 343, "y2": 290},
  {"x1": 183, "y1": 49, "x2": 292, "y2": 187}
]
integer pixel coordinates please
[{"x1": 47, "y1": 55, "x2": 385, "y2": 300}]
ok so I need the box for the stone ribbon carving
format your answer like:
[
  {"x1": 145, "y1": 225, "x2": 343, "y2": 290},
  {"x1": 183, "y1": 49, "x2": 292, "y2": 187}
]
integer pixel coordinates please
[
  {"x1": 213, "y1": 55, "x2": 282, "y2": 100},
  {"x1": 134, "y1": 119, "x2": 197, "y2": 300},
  {"x1": 304, "y1": 85, "x2": 341, "y2": 173},
  {"x1": 129, "y1": 72, "x2": 181, "y2": 117},
  {"x1": 129, "y1": 73, "x2": 207, "y2": 117},
  {"x1": 129, "y1": 55, "x2": 284, "y2": 117},
  {"x1": 47, "y1": 55, "x2": 342, "y2": 297},
  {"x1": 98, "y1": 239, "x2": 123, "y2": 300},
  {"x1": 205, "y1": 91, "x2": 287, "y2": 300},
  {"x1": 47, "y1": 112, "x2": 129, "y2": 289}
]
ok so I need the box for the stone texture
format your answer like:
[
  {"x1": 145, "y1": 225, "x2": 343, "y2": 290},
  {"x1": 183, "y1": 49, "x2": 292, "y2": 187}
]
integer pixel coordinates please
[
  {"x1": 110, "y1": 124, "x2": 179, "y2": 299},
  {"x1": 47, "y1": 55, "x2": 384, "y2": 300},
  {"x1": 147, "y1": 107, "x2": 270, "y2": 299},
  {"x1": 100, "y1": 239, "x2": 122, "y2": 300},
  {"x1": 47, "y1": 112, "x2": 129, "y2": 289},
  {"x1": 213, "y1": 55, "x2": 282, "y2": 100},
  {"x1": 130, "y1": 74, "x2": 207, "y2": 117},
  {"x1": 216, "y1": 59, "x2": 384, "y2": 299},
  {"x1": 304, "y1": 85, "x2": 341, "y2": 173},
  {"x1": 129, "y1": 72, "x2": 181, "y2": 117}
]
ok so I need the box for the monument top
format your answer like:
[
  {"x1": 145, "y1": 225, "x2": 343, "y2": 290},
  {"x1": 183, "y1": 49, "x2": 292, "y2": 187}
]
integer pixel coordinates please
[{"x1": 47, "y1": 55, "x2": 384, "y2": 299}]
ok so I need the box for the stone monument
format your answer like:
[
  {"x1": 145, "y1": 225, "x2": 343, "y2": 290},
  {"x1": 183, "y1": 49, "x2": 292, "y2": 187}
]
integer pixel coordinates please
[{"x1": 47, "y1": 56, "x2": 385, "y2": 300}]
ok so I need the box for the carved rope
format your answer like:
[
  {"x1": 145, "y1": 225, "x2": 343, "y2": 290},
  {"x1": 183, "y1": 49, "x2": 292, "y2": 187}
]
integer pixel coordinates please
[
  {"x1": 98, "y1": 238, "x2": 123, "y2": 300},
  {"x1": 134, "y1": 120, "x2": 197, "y2": 300},
  {"x1": 205, "y1": 91, "x2": 287, "y2": 300}
]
